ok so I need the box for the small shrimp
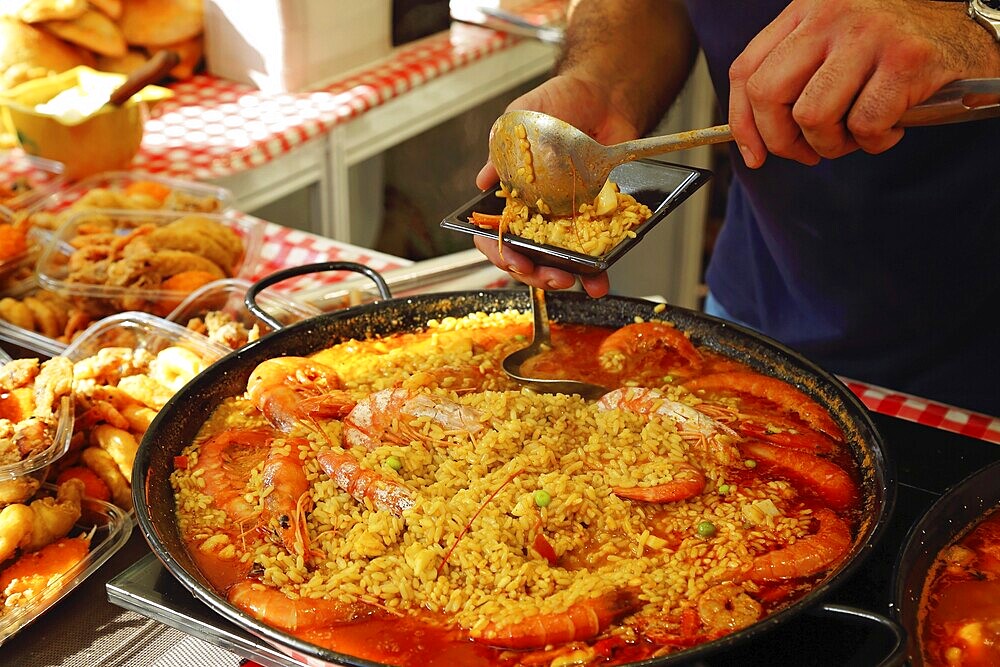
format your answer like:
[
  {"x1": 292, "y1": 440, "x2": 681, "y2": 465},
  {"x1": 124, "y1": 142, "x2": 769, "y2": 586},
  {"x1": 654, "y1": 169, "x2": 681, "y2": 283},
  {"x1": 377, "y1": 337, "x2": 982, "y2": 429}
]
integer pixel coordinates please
[
  {"x1": 0, "y1": 479, "x2": 84, "y2": 563},
  {"x1": 740, "y1": 441, "x2": 858, "y2": 511},
  {"x1": 80, "y1": 447, "x2": 132, "y2": 511},
  {"x1": 246, "y1": 357, "x2": 352, "y2": 433},
  {"x1": 228, "y1": 580, "x2": 369, "y2": 632},
  {"x1": 91, "y1": 424, "x2": 139, "y2": 484},
  {"x1": 597, "y1": 387, "x2": 740, "y2": 466},
  {"x1": 748, "y1": 508, "x2": 852, "y2": 582},
  {"x1": 32, "y1": 356, "x2": 73, "y2": 419},
  {"x1": 470, "y1": 588, "x2": 642, "y2": 649},
  {"x1": 697, "y1": 583, "x2": 762, "y2": 634},
  {"x1": 598, "y1": 321, "x2": 703, "y2": 375},
  {"x1": 261, "y1": 438, "x2": 314, "y2": 562},
  {"x1": 343, "y1": 389, "x2": 483, "y2": 451},
  {"x1": 194, "y1": 428, "x2": 274, "y2": 525},
  {"x1": 316, "y1": 450, "x2": 415, "y2": 516},
  {"x1": 0, "y1": 358, "x2": 39, "y2": 392},
  {"x1": 685, "y1": 371, "x2": 843, "y2": 441},
  {"x1": 0, "y1": 477, "x2": 41, "y2": 507},
  {"x1": 77, "y1": 400, "x2": 131, "y2": 432}
]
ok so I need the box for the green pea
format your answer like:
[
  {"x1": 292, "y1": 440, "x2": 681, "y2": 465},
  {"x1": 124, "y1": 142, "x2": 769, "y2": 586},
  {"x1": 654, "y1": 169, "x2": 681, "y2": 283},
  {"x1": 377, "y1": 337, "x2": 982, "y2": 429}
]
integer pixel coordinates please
[
  {"x1": 534, "y1": 490, "x2": 552, "y2": 507},
  {"x1": 744, "y1": 459, "x2": 757, "y2": 469},
  {"x1": 696, "y1": 520, "x2": 716, "y2": 538},
  {"x1": 717, "y1": 484, "x2": 731, "y2": 495},
  {"x1": 385, "y1": 455, "x2": 402, "y2": 471}
]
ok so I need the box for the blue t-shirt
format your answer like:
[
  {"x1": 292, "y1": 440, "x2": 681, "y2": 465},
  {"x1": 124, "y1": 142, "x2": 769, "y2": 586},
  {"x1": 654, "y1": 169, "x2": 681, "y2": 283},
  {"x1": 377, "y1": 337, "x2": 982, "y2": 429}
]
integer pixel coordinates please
[{"x1": 685, "y1": 0, "x2": 1000, "y2": 415}]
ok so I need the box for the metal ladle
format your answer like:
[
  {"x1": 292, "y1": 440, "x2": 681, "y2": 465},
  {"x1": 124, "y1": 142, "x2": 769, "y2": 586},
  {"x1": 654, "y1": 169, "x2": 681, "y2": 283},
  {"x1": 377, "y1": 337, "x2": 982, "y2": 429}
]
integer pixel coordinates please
[
  {"x1": 490, "y1": 78, "x2": 1000, "y2": 216},
  {"x1": 502, "y1": 287, "x2": 609, "y2": 399}
]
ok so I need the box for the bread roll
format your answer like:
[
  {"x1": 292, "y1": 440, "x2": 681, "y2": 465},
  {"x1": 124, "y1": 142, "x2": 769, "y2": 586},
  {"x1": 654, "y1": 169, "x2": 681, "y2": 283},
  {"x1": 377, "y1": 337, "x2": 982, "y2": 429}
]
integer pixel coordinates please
[
  {"x1": 3, "y1": 0, "x2": 86, "y2": 24},
  {"x1": 40, "y1": 7, "x2": 126, "y2": 57},
  {"x1": 119, "y1": 0, "x2": 202, "y2": 47},
  {"x1": 0, "y1": 16, "x2": 92, "y2": 91},
  {"x1": 87, "y1": 0, "x2": 119, "y2": 20}
]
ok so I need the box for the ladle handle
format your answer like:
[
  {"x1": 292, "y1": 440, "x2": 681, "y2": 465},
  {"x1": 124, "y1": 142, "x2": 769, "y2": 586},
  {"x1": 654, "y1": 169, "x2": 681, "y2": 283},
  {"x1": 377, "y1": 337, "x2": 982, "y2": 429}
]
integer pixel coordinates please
[
  {"x1": 604, "y1": 77, "x2": 1000, "y2": 164},
  {"x1": 108, "y1": 50, "x2": 179, "y2": 106},
  {"x1": 529, "y1": 287, "x2": 552, "y2": 347},
  {"x1": 606, "y1": 124, "x2": 733, "y2": 164}
]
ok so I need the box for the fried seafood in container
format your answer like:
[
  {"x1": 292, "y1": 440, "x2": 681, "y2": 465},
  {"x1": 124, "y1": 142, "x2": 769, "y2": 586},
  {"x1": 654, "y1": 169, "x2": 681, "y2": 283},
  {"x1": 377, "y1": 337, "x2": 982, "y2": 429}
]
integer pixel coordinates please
[
  {"x1": 0, "y1": 483, "x2": 132, "y2": 646},
  {"x1": 0, "y1": 153, "x2": 65, "y2": 222},
  {"x1": 1, "y1": 355, "x2": 75, "y2": 481},
  {"x1": 0, "y1": 235, "x2": 41, "y2": 298},
  {"x1": 165, "y1": 278, "x2": 321, "y2": 350},
  {"x1": 63, "y1": 311, "x2": 231, "y2": 365},
  {"x1": 36, "y1": 209, "x2": 264, "y2": 318},
  {"x1": 1, "y1": 152, "x2": 64, "y2": 294},
  {"x1": 0, "y1": 279, "x2": 104, "y2": 356},
  {"x1": 56, "y1": 313, "x2": 230, "y2": 511},
  {"x1": 22, "y1": 171, "x2": 233, "y2": 232}
]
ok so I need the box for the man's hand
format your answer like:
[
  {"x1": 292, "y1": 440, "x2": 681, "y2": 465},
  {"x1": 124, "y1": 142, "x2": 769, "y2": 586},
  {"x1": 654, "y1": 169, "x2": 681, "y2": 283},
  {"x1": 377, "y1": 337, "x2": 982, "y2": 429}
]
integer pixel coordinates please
[
  {"x1": 473, "y1": 75, "x2": 639, "y2": 298},
  {"x1": 729, "y1": 0, "x2": 1000, "y2": 168}
]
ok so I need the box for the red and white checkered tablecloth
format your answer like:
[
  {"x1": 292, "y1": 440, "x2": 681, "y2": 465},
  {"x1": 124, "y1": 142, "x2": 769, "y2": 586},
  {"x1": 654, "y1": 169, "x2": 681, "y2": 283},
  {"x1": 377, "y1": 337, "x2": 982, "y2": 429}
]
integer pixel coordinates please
[
  {"x1": 250, "y1": 219, "x2": 410, "y2": 293},
  {"x1": 133, "y1": 22, "x2": 526, "y2": 180},
  {"x1": 844, "y1": 379, "x2": 1000, "y2": 444}
]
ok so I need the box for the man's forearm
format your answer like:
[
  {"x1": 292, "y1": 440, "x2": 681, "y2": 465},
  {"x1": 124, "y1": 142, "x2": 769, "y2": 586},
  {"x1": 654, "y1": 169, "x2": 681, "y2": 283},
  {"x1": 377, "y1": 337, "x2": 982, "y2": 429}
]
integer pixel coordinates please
[{"x1": 557, "y1": 0, "x2": 699, "y2": 134}]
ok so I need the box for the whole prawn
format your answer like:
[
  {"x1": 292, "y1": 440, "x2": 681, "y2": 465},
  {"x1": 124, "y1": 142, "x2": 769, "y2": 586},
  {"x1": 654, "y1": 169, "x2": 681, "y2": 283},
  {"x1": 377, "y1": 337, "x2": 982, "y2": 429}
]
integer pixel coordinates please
[
  {"x1": 685, "y1": 371, "x2": 844, "y2": 441},
  {"x1": 228, "y1": 580, "x2": 372, "y2": 632},
  {"x1": 471, "y1": 588, "x2": 642, "y2": 649},
  {"x1": 317, "y1": 450, "x2": 415, "y2": 516},
  {"x1": 261, "y1": 437, "x2": 316, "y2": 562},
  {"x1": 598, "y1": 387, "x2": 740, "y2": 467},
  {"x1": 748, "y1": 508, "x2": 852, "y2": 581},
  {"x1": 597, "y1": 321, "x2": 704, "y2": 376},
  {"x1": 342, "y1": 388, "x2": 483, "y2": 451},
  {"x1": 246, "y1": 357, "x2": 354, "y2": 433}
]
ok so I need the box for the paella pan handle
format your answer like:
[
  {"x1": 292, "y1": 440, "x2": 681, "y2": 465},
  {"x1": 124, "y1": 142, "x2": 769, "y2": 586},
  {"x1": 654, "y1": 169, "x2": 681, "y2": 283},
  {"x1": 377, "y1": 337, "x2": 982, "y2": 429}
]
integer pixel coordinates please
[
  {"x1": 807, "y1": 603, "x2": 907, "y2": 666},
  {"x1": 245, "y1": 261, "x2": 392, "y2": 331}
]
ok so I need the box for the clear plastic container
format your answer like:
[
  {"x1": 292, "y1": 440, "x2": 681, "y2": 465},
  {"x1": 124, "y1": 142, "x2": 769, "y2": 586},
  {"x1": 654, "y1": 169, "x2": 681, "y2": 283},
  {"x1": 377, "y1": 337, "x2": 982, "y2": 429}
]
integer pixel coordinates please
[
  {"x1": 35, "y1": 209, "x2": 264, "y2": 317},
  {"x1": 0, "y1": 485, "x2": 132, "y2": 646},
  {"x1": 0, "y1": 281, "x2": 96, "y2": 356},
  {"x1": 23, "y1": 170, "x2": 233, "y2": 225},
  {"x1": 0, "y1": 395, "x2": 73, "y2": 482},
  {"x1": 165, "y1": 278, "x2": 321, "y2": 349},
  {"x1": 0, "y1": 152, "x2": 65, "y2": 221},
  {"x1": 62, "y1": 311, "x2": 231, "y2": 364}
]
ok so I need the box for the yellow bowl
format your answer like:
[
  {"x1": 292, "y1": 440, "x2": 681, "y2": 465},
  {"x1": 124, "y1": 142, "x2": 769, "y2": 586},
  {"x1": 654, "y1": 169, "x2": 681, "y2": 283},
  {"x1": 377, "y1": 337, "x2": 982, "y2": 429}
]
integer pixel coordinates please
[{"x1": 0, "y1": 67, "x2": 172, "y2": 181}]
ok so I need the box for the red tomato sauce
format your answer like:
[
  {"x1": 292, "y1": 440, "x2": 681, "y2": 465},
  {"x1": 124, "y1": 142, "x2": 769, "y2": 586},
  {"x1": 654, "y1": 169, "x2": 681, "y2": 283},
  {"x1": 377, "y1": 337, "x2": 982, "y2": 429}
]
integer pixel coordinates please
[{"x1": 920, "y1": 508, "x2": 1000, "y2": 666}]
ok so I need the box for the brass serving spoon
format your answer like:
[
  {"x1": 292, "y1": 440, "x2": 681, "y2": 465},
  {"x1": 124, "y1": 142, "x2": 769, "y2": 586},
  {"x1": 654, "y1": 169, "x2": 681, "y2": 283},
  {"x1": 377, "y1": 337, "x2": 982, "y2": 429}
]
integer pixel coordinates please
[
  {"x1": 502, "y1": 287, "x2": 609, "y2": 399},
  {"x1": 489, "y1": 78, "x2": 1000, "y2": 216}
]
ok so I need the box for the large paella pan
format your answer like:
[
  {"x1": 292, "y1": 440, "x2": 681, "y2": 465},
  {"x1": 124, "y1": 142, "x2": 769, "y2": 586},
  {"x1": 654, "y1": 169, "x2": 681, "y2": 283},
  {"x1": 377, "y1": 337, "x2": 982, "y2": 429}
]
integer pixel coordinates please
[{"x1": 134, "y1": 263, "x2": 899, "y2": 667}]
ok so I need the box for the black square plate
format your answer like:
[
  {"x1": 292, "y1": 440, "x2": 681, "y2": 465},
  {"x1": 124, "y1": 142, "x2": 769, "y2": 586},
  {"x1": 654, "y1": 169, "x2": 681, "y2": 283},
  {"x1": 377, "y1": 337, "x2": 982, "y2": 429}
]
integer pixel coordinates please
[{"x1": 440, "y1": 159, "x2": 712, "y2": 275}]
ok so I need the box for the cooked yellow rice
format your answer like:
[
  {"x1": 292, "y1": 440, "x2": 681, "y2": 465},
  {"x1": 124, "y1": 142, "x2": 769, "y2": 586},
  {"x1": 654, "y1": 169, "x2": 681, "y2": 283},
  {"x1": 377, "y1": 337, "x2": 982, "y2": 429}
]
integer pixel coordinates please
[
  {"x1": 497, "y1": 186, "x2": 653, "y2": 257},
  {"x1": 171, "y1": 311, "x2": 816, "y2": 633}
]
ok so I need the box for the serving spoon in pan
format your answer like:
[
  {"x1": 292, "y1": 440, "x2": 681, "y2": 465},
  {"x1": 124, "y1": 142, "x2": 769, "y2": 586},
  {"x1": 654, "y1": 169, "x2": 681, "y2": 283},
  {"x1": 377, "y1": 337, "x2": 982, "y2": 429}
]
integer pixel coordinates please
[
  {"x1": 491, "y1": 78, "x2": 1000, "y2": 216},
  {"x1": 502, "y1": 287, "x2": 610, "y2": 399}
]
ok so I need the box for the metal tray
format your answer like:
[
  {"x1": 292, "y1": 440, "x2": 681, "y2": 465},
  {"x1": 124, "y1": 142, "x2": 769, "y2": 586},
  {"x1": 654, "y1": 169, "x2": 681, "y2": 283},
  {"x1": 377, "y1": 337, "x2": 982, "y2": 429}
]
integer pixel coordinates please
[{"x1": 441, "y1": 159, "x2": 712, "y2": 274}]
